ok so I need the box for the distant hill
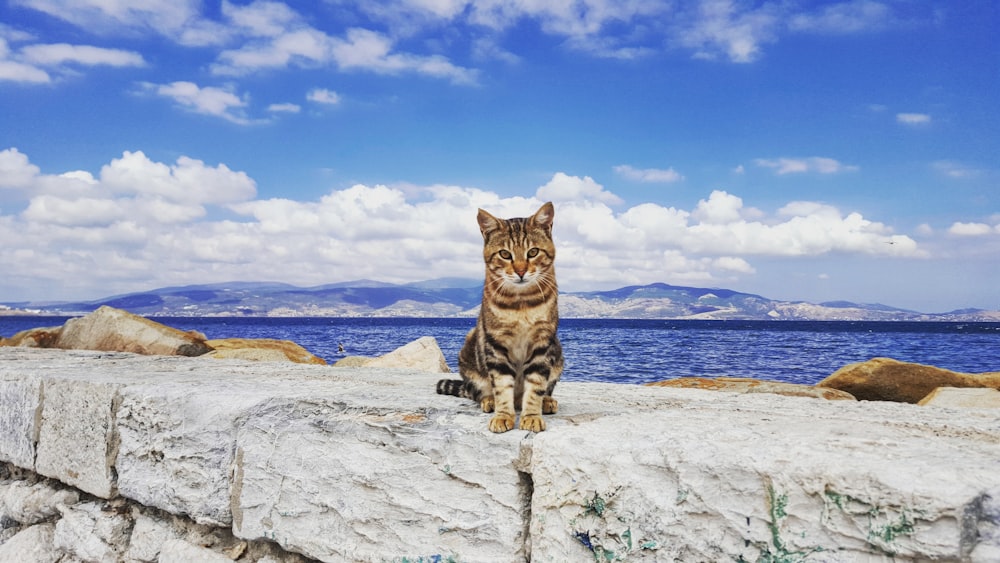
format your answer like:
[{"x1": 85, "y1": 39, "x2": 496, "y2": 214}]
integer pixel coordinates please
[{"x1": 2, "y1": 279, "x2": 998, "y2": 321}]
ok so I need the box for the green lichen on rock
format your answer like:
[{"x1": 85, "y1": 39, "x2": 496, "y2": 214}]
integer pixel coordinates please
[
  {"x1": 568, "y1": 489, "x2": 660, "y2": 562},
  {"x1": 866, "y1": 508, "x2": 917, "y2": 555},
  {"x1": 756, "y1": 482, "x2": 824, "y2": 563},
  {"x1": 822, "y1": 487, "x2": 919, "y2": 556}
]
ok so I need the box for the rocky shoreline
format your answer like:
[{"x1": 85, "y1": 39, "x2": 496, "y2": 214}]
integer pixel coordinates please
[
  {"x1": 1, "y1": 306, "x2": 999, "y2": 561},
  {"x1": 4, "y1": 305, "x2": 999, "y2": 409}
]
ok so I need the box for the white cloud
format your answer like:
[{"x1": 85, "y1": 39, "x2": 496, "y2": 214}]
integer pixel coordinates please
[
  {"x1": 614, "y1": 164, "x2": 684, "y2": 183},
  {"x1": 141, "y1": 81, "x2": 252, "y2": 124},
  {"x1": 20, "y1": 43, "x2": 144, "y2": 67},
  {"x1": 0, "y1": 60, "x2": 49, "y2": 82},
  {"x1": 948, "y1": 222, "x2": 994, "y2": 237},
  {"x1": 933, "y1": 161, "x2": 980, "y2": 179},
  {"x1": 536, "y1": 172, "x2": 624, "y2": 205},
  {"x1": 789, "y1": 0, "x2": 891, "y2": 34},
  {"x1": 307, "y1": 88, "x2": 340, "y2": 105},
  {"x1": 1, "y1": 37, "x2": 144, "y2": 83},
  {"x1": 0, "y1": 148, "x2": 956, "y2": 301},
  {"x1": 0, "y1": 148, "x2": 41, "y2": 188},
  {"x1": 12, "y1": 0, "x2": 231, "y2": 47},
  {"x1": 221, "y1": 0, "x2": 301, "y2": 38},
  {"x1": 896, "y1": 112, "x2": 931, "y2": 125},
  {"x1": 267, "y1": 102, "x2": 301, "y2": 113},
  {"x1": 754, "y1": 157, "x2": 858, "y2": 175},
  {"x1": 329, "y1": 28, "x2": 477, "y2": 84},
  {"x1": 98, "y1": 151, "x2": 256, "y2": 204},
  {"x1": 674, "y1": 0, "x2": 781, "y2": 63},
  {"x1": 210, "y1": 5, "x2": 479, "y2": 85},
  {"x1": 692, "y1": 190, "x2": 745, "y2": 224}
]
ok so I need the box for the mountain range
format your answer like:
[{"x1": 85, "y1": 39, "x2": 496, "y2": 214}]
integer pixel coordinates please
[{"x1": 2, "y1": 280, "x2": 998, "y2": 321}]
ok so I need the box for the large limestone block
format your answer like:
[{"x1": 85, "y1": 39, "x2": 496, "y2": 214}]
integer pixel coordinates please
[
  {"x1": 56, "y1": 306, "x2": 211, "y2": 356},
  {"x1": 818, "y1": 357, "x2": 1000, "y2": 403},
  {"x1": 334, "y1": 336, "x2": 450, "y2": 373},
  {"x1": 232, "y1": 378, "x2": 528, "y2": 563},
  {"x1": 918, "y1": 386, "x2": 1000, "y2": 408},
  {"x1": 529, "y1": 391, "x2": 1000, "y2": 562},
  {"x1": 35, "y1": 378, "x2": 121, "y2": 498},
  {"x1": 0, "y1": 375, "x2": 42, "y2": 468},
  {"x1": 115, "y1": 369, "x2": 301, "y2": 526},
  {"x1": 205, "y1": 338, "x2": 327, "y2": 364},
  {"x1": 646, "y1": 376, "x2": 856, "y2": 400}
]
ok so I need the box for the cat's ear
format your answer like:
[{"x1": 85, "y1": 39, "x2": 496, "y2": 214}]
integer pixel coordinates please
[
  {"x1": 531, "y1": 202, "x2": 555, "y2": 230},
  {"x1": 477, "y1": 208, "x2": 503, "y2": 237}
]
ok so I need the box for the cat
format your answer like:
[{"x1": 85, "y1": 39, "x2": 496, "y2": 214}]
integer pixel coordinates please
[{"x1": 436, "y1": 202, "x2": 563, "y2": 433}]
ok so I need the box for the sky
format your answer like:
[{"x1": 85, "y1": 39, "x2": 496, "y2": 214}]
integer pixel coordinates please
[{"x1": 0, "y1": 0, "x2": 998, "y2": 313}]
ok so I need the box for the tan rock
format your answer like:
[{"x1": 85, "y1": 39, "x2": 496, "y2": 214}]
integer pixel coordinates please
[
  {"x1": 331, "y1": 356, "x2": 372, "y2": 368},
  {"x1": 0, "y1": 326, "x2": 62, "y2": 348},
  {"x1": 918, "y1": 386, "x2": 1000, "y2": 409},
  {"x1": 204, "y1": 338, "x2": 327, "y2": 365},
  {"x1": 645, "y1": 377, "x2": 856, "y2": 400},
  {"x1": 54, "y1": 306, "x2": 212, "y2": 357},
  {"x1": 817, "y1": 357, "x2": 1000, "y2": 403},
  {"x1": 333, "y1": 336, "x2": 450, "y2": 373}
]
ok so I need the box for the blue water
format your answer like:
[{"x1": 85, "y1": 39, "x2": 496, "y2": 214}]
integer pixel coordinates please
[{"x1": 2, "y1": 317, "x2": 998, "y2": 385}]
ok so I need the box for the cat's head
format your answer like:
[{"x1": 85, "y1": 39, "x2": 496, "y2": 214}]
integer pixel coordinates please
[{"x1": 476, "y1": 202, "x2": 556, "y2": 292}]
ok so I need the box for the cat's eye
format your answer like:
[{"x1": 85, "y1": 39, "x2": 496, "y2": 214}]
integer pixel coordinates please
[
  {"x1": 499, "y1": 250, "x2": 512, "y2": 260},
  {"x1": 527, "y1": 248, "x2": 539, "y2": 258}
]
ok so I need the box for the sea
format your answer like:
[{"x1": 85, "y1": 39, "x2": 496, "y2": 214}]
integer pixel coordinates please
[{"x1": 2, "y1": 316, "x2": 999, "y2": 385}]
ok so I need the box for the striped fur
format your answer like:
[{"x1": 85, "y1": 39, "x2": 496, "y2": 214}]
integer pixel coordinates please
[{"x1": 436, "y1": 202, "x2": 563, "y2": 433}]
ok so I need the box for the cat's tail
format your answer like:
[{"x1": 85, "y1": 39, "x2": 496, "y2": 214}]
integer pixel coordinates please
[{"x1": 436, "y1": 378, "x2": 470, "y2": 398}]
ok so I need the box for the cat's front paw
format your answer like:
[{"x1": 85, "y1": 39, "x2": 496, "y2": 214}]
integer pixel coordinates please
[
  {"x1": 480, "y1": 397, "x2": 495, "y2": 413},
  {"x1": 542, "y1": 396, "x2": 558, "y2": 414},
  {"x1": 488, "y1": 413, "x2": 516, "y2": 433},
  {"x1": 519, "y1": 414, "x2": 546, "y2": 432}
]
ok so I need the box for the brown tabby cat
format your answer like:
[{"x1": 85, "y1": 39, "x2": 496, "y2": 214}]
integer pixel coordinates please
[{"x1": 436, "y1": 202, "x2": 563, "y2": 433}]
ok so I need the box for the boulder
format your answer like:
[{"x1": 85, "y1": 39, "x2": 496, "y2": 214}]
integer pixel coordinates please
[
  {"x1": 646, "y1": 377, "x2": 856, "y2": 400},
  {"x1": 333, "y1": 335, "x2": 450, "y2": 373},
  {"x1": 204, "y1": 338, "x2": 327, "y2": 365},
  {"x1": 55, "y1": 306, "x2": 211, "y2": 357},
  {"x1": 817, "y1": 357, "x2": 1000, "y2": 403},
  {"x1": 0, "y1": 326, "x2": 62, "y2": 348},
  {"x1": 918, "y1": 386, "x2": 1000, "y2": 409}
]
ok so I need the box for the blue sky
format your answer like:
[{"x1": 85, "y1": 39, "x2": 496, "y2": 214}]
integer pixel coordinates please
[{"x1": 1, "y1": 0, "x2": 998, "y2": 313}]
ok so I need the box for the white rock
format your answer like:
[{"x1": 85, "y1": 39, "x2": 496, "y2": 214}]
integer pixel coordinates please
[
  {"x1": 53, "y1": 501, "x2": 131, "y2": 563},
  {"x1": 0, "y1": 375, "x2": 42, "y2": 469},
  {"x1": 124, "y1": 512, "x2": 178, "y2": 562},
  {"x1": 115, "y1": 375, "x2": 281, "y2": 526},
  {"x1": 55, "y1": 305, "x2": 211, "y2": 356},
  {"x1": 157, "y1": 538, "x2": 234, "y2": 563},
  {"x1": 231, "y1": 377, "x2": 529, "y2": 562},
  {"x1": 1, "y1": 480, "x2": 79, "y2": 525},
  {"x1": 2, "y1": 347, "x2": 999, "y2": 562},
  {"x1": 350, "y1": 336, "x2": 451, "y2": 373},
  {"x1": 0, "y1": 523, "x2": 61, "y2": 563},
  {"x1": 35, "y1": 378, "x2": 120, "y2": 498},
  {"x1": 918, "y1": 386, "x2": 1000, "y2": 408},
  {"x1": 529, "y1": 388, "x2": 1000, "y2": 562},
  {"x1": 972, "y1": 491, "x2": 1000, "y2": 563}
]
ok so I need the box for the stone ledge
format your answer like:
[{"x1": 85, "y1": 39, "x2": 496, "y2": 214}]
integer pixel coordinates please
[{"x1": 1, "y1": 347, "x2": 999, "y2": 562}]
